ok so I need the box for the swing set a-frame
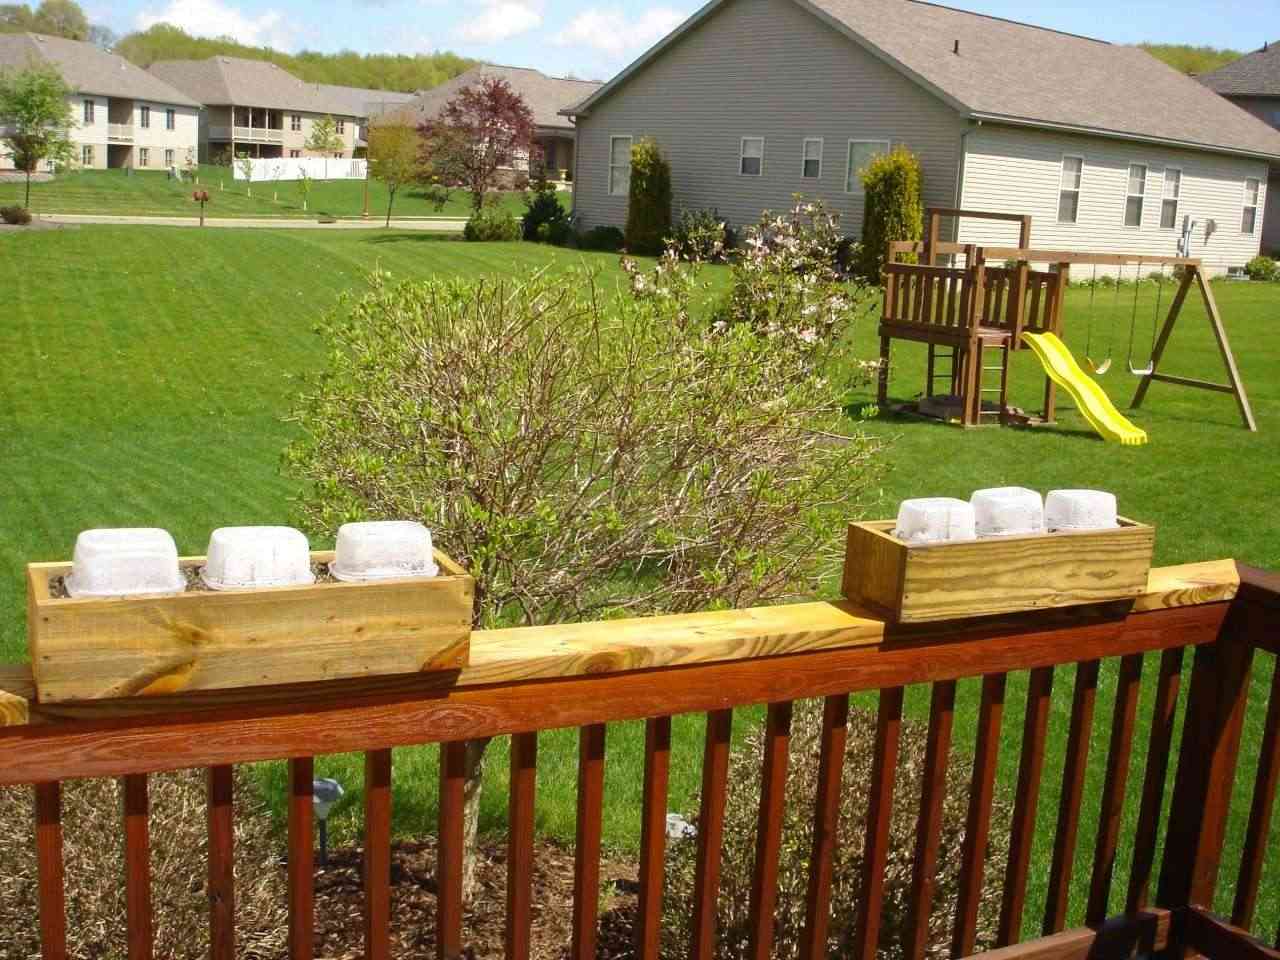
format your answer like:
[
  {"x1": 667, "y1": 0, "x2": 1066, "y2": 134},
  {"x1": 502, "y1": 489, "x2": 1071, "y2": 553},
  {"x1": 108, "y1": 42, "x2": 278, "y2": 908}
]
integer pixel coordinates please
[{"x1": 875, "y1": 208, "x2": 1257, "y2": 436}]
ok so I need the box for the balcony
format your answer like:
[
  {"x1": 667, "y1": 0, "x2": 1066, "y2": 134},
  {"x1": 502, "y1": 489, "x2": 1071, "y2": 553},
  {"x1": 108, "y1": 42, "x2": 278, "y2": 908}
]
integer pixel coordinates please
[
  {"x1": 106, "y1": 123, "x2": 133, "y2": 142},
  {"x1": 207, "y1": 125, "x2": 284, "y2": 144},
  {"x1": 0, "y1": 558, "x2": 1278, "y2": 960}
]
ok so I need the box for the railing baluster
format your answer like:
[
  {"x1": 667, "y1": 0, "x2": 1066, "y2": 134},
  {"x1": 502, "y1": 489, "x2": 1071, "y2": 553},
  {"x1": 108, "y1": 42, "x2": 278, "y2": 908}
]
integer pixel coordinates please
[
  {"x1": 572, "y1": 724, "x2": 606, "y2": 960},
  {"x1": 35, "y1": 781, "x2": 67, "y2": 960},
  {"x1": 692, "y1": 709, "x2": 733, "y2": 960},
  {"x1": 905, "y1": 680, "x2": 958, "y2": 960},
  {"x1": 124, "y1": 773, "x2": 154, "y2": 960},
  {"x1": 364, "y1": 749, "x2": 392, "y2": 960},
  {"x1": 207, "y1": 765, "x2": 236, "y2": 960},
  {"x1": 287, "y1": 759, "x2": 314, "y2": 960},
  {"x1": 952, "y1": 673, "x2": 1007, "y2": 957},
  {"x1": 852, "y1": 687, "x2": 903, "y2": 960},
  {"x1": 1087, "y1": 653, "x2": 1144, "y2": 923},
  {"x1": 998, "y1": 666, "x2": 1054, "y2": 946},
  {"x1": 800, "y1": 694, "x2": 850, "y2": 960},
  {"x1": 1127, "y1": 647, "x2": 1184, "y2": 913},
  {"x1": 637, "y1": 717, "x2": 671, "y2": 960},
  {"x1": 506, "y1": 733, "x2": 537, "y2": 960},
  {"x1": 748, "y1": 701, "x2": 793, "y2": 960},
  {"x1": 439, "y1": 741, "x2": 466, "y2": 960},
  {"x1": 1044, "y1": 659, "x2": 1100, "y2": 935},
  {"x1": 1232, "y1": 660, "x2": 1280, "y2": 930}
]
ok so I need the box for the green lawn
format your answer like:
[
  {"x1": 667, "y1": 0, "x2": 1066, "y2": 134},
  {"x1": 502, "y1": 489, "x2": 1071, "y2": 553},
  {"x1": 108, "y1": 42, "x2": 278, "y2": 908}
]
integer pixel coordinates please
[
  {"x1": 1, "y1": 226, "x2": 1276, "y2": 941},
  {"x1": 0, "y1": 165, "x2": 562, "y2": 219}
]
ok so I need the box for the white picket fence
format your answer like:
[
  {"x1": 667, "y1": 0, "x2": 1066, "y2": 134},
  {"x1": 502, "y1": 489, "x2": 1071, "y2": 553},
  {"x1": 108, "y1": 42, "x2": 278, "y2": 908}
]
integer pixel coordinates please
[{"x1": 232, "y1": 157, "x2": 367, "y2": 183}]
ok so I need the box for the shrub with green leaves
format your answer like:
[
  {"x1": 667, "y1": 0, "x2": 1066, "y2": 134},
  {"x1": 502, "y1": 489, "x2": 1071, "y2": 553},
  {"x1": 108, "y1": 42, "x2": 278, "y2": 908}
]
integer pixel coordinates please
[
  {"x1": 625, "y1": 136, "x2": 673, "y2": 255},
  {"x1": 1245, "y1": 255, "x2": 1278, "y2": 282},
  {"x1": 855, "y1": 146, "x2": 923, "y2": 281},
  {"x1": 662, "y1": 699, "x2": 1011, "y2": 960},
  {"x1": 1, "y1": 204, "x2": 32, "y2": 225},
  {"x1": 577, "y1": 224, "x2": 625, "y2": 251},
  {"x1": 669, "y1": 207, "x2": 734, "y2": 263},
  {"x1": 521, "y1": 173, "x2": 570, "y2": 242},
  {"x1": 463, "y1": 207, "x2": 521, "y2": 242}
]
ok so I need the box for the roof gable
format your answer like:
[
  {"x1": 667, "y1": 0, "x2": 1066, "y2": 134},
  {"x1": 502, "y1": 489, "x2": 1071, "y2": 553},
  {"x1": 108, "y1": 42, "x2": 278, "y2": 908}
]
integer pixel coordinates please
[
  {"x1": 389, "y1": 64, "x2": 601, "y2": 131},
  {"x1": 1200, "y1": 42, "x2": 1280, "y2": 98}
]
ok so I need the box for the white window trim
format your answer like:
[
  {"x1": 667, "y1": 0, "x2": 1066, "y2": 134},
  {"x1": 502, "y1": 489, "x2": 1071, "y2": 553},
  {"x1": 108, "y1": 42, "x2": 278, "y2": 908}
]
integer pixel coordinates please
[
  {"x1": 1123, "y1": 161, "x2": 1147, "y2": 229},
  {"x1": 1242, "y1": 177, "x2": 1261, "y2": 235},
  {"x1": 1057, "y1": 153, "x2": 1084, "y2": 225},
  {"x1": 845, "y1": 139, "x2": 891, "y2": 194},
  {"x1": 1160, "y1": 166, "x2": 1182, "y2": 231},
  {"x1": 608, "y1": 134, "x2": 632, "y2": 197},
  {"x1": 739, "y1": 136, "x2": 764, "y2": 177},
  {"x1": 801, "y1": 137, "x2": 823, "y2": 179}
]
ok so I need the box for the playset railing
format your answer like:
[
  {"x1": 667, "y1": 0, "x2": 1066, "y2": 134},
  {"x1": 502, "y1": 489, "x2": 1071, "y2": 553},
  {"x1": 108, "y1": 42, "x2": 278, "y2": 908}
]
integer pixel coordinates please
[{"x1": 1, "y1": 557, "x2": 1278, "y2": 960}]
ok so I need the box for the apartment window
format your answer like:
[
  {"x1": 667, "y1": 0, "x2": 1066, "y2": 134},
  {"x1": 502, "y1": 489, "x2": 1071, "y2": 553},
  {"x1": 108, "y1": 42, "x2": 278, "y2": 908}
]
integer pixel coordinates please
[
  {"x1": 846, "y1": 139, "x2": 889, "y2": 192},
  {"x1": 336, "y1": 119, "x2": 345, "y2": 135},
  {"x1": 138, "y1": 147, "x2": 149, "y2": 167},
  {"x1": 801, "y1": 138, "x2": 822, "y2": 179},
  {"x1": 1124, "y1": 163, "x2": 1146, "y2": 227},
  {"x1": 291, "y1": 114, "x2": 302, "y2": 131},
  {"x1": 81, "y1": 144, "x2": 93, "y2": 166},
  {"x1": 1058, "y1": 155, "x2": 1083, "y2": 223},
  {"x1": 140, "y1": 105, "x2": 150, "y2": 129},
  {"x1": 82, "y1": 99, "x2": 94, "y2": 124},
  {"x1": 739, "y1": 136, "x2": 764, "y2": 176},
  {"x1": 165, "y1": 108, "x2": 175, "y2": 130},
  {"x1": 1160, "y1": 167, "x2": 1181, "y2": 230},
  {"x1": 165, "y1": 148, "x2": 175, "y2": 167},
  {"x1": 1242, "y1": 177, "x2": 1260, "y2": 234},
  {"x1": 608, "y1": 135, "x2": 632, "y2": 196},
  {"x1": 290, "y1": 149, "x2": 301, "y2": 158}
]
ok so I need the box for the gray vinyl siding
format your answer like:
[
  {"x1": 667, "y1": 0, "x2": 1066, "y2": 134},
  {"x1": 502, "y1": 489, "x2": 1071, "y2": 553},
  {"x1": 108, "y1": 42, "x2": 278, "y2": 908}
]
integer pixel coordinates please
[
  {"x1": 572, "y1": 0, "x2": 965, "y2": 235},
  {"x1": 957, "y1": 125, "x2": 1270, "y2": 275}
]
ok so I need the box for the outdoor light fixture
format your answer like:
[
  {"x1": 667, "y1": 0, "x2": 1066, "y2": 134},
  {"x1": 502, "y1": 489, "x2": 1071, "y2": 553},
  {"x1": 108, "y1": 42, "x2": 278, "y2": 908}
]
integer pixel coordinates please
[{"x1": 313, "y1": 777, "x2": 345, "y2": 866}]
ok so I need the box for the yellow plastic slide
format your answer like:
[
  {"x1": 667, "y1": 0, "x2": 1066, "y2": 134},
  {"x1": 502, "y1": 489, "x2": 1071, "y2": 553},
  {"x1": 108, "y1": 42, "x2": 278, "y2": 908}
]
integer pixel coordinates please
[{"x1": 1022, "y1": 332, "x2": 1148, "y2": 446}]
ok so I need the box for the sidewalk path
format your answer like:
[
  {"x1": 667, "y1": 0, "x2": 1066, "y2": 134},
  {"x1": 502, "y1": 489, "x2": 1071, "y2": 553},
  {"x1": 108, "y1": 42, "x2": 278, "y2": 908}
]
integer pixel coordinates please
[{"x1": 38, "y1": 213, "x2": 468, "y2": 231}]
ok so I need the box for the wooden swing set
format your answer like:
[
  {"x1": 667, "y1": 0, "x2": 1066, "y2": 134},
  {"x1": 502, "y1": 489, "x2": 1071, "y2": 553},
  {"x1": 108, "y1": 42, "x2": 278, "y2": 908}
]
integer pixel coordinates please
[{"x1": 876, "y1": 208, "x2": 1256, "y2": 433}]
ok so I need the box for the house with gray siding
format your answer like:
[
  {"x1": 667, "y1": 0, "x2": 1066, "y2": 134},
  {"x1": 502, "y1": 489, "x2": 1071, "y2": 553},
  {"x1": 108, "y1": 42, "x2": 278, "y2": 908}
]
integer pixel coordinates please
[
  {"x1": 563, "y1": 0, "x2": 1280, "y2": 274},
  {"x1": 1200, "y1": 42, "x2": 1280, "y2": 255}
]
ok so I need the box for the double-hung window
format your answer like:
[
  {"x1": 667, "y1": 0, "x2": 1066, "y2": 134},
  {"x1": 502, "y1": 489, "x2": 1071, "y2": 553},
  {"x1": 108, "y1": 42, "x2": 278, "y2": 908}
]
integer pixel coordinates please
[
  {"x1": 166, "y1": 108, "x2": 176, "y2": 130},
  {"x1": 740, "y1": 137, "x2": 764, "y2": 176},
  {"x1": 801, "y1": 138, "x2": 822, "y2": 179},
  {"x1": 608, "y1": 135, "x2": 632, "y2": 196},
  {"x1": 138, "y1": 147, "x2": 149, "y2": 167},
  {"x1": 1242, "y1": 178, "x2": 1260, "y2": 235},
  {"x1": 140, "y1": 105, "x2": 150, "y2": 129},
  {"x1": 291, "y1": 114, "x2": 302, "y2": 132},
  {"x1": 336, "y1": 119, "x2": 345, "y2": 135},
  {"x1": 165, "y1": 148, "x2": 175, "y2": 166},
  {"x1": 1160, "y1": 167, "x2": 1181, "y2": 230},
  {"x1": 82, "y1": 99, "x2": 94, "y2": 124},
  {"x1": 845, "y1": 140, "x2": 889, "y2": 193},
  {"x1": 1058, "y1": 155, "x2": 1083, "y2": 223},
  {"x1": 81, "y1": 144, "x2": 93, "y2": 166},
  {"x1": 1124, "y1": 163, "x2": 1147, "y2": 227}
]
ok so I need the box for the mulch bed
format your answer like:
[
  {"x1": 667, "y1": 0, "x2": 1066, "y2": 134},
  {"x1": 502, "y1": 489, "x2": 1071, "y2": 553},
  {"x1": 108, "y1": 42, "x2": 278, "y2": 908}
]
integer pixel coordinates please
[{"x1": 310, "y1": 837, "x2": 642, "y2": 959}]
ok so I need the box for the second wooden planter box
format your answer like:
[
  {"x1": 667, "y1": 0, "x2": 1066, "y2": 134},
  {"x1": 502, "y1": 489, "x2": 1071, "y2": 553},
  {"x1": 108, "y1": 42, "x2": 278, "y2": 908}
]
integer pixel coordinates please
[
  {"x1": 27, "y1": 550, "x2": 474, "y2": 703},
  {"x1": 842, "y1": 518, "x2": 1155, "y2": 623}
]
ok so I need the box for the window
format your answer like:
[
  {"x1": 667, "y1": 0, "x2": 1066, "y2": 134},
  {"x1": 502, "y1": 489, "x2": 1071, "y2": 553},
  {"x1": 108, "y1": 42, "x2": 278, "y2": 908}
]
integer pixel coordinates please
[
  {"x1": 82, "y1": 99, "x2": 94, "y2": 124},
  {"x1": 1242, "y1": 177, "x2": 1260, "y2": 234},
  {"x1": 291, "y1": 114, "x2": 302, "y2": 131},
  {"x1": 1160, "y1": 167, "x2": 1181, "y2": 230},
  {"x1": 290, "y1": 149, "x2": 300, "y2": 158},
  {"x1": 81, "y1": 144, "x2": 93, "y2": 166},
  {"x1": 140, "y1": 105, "x2": 150, "y2": 129},
  {"x1": 165, "y1": 148, "x2": 174, "y2": 167},
  {"x1": 1058, "y1": 155, "x2": 1083, "y2": 223},
  {"x1": 608, "y1": 135, "x2": 632, "y2": 196},
  {"x1": 1124, "y1": 163, "x2": 1146, "y2": 227},
  {"x1": 166, "y1": 108, "x2": 175, "y2": 130},
  {"x1": 739, "y1": 136, "x2": 764, "y2": 176},
  {"x1": 801, "y1": 138, "x2": 822, "y2": 179},
  {"x1": 845, "y1": 139, "x2": 889, "y2": 193},
  {"x1": 138, "y1": 147, "x2": 149, "y2": 167},
  {"x1": 336, "y1": 119, "x2": 345, "y2": 135}
]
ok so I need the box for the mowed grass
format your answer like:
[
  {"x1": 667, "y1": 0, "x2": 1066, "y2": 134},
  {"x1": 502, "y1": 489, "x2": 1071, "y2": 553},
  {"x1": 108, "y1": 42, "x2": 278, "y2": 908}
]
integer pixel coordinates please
[
  {"x1": 0, "y1": 164, "x2": 563, "y2": 219},
  {"x1": 1, "y1": 226, "x2": 1277, "y2": 940}
]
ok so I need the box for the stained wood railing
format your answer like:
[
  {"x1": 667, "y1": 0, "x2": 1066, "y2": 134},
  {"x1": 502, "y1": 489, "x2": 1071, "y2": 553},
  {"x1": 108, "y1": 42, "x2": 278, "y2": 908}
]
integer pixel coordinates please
[{"x1": 1, "y1": 559, "x2": 1279, "y2": 960}]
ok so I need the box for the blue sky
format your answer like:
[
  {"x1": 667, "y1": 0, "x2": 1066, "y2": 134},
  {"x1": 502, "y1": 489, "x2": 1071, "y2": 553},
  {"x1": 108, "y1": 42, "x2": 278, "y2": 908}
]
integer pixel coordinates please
[{"x1": 87, "y1": 0, "x2": 1279, "y2": 83}]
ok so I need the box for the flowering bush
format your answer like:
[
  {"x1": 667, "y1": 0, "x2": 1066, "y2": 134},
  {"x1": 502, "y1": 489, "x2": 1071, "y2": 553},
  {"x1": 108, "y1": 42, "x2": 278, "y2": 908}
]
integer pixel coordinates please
[{"x1": 668, "y1": 207, "x2": 735, "y2": 263}]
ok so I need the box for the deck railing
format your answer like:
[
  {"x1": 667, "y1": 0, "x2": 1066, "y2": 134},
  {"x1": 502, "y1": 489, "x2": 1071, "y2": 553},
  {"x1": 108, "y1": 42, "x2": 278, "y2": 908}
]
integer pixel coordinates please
[{"x1": 1, "y1": 559, "x2": 1278, "y2": 960}]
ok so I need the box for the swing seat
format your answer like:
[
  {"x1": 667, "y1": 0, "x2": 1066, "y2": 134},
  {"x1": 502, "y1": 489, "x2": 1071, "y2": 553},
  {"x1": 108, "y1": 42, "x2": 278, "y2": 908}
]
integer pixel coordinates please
[
  {"x1": 1088, "y1": 357, "x2": 1112, "y2": 375},
  {"x1": 1129, "y1": 362, "x2": 1154, "y2": 377}
]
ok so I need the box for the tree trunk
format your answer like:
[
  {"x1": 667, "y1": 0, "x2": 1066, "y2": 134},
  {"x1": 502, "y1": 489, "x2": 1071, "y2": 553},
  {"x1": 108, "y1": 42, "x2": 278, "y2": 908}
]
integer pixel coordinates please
[
  {"x1": 385, "y1": 188, "x2": 394, "y2": 228},
  {"x1": 24, "y1": 166, "x2": 31, "y2": 210},
  {"x1": 460, "y1": 737, "x2": 490, "y2": 902}
]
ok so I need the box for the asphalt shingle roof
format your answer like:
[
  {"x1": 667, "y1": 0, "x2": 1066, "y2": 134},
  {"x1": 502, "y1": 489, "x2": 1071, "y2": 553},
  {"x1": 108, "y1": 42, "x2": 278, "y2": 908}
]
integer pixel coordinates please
[
  {"x1": 148, "y1": 56, "x2": 358, "y2": 115},
  {"x1": 0, "y1": 33, "x2": 200, "y2": 107},
  {"x1": 389, "y1": 64, "x2": 601, "y2": 132},
  {"x1": 315, "y1": 83, "x2": 416, "y2": 119},
  {"x1": 1199, "y1": 42, "x2": 1280, "y2": 98}
]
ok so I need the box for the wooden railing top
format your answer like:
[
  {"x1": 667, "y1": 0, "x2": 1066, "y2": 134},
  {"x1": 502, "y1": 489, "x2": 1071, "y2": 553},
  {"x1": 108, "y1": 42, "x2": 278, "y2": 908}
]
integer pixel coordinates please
[{"x1": 0, "y1": 559, "x2": 1241, "y2": 733}]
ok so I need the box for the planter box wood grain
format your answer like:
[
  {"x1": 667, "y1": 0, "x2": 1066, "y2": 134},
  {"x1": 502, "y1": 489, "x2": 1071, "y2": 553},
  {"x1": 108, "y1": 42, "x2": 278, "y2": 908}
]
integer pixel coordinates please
[
  {"x1": 27, "y1": 550, "x2": 473, "y2": 703},
  {"x1": 842, "y1": 519, "x2": 1154, "y2": 623}
]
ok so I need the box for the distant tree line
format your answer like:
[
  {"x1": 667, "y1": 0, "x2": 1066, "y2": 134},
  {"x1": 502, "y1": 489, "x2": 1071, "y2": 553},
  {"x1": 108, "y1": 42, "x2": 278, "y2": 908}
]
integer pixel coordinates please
[{"x1": 1138, "y1": 42, "x2": 1243, "y2": 75}]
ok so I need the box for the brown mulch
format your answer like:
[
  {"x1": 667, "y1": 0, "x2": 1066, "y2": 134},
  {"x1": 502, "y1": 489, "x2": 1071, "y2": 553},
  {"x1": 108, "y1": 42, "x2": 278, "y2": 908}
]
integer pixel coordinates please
[{"x1": 310, "y1": 837, "x2": 642, "y2": 960}]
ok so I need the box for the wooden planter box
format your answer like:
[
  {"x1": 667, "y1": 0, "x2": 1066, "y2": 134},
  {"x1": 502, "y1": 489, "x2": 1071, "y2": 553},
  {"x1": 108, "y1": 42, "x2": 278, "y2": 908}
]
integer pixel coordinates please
[
  {"x1": 842, "y1": 519, "x2": 1154, "y2": 623},
  {"x1": 27, "y1": 550, "x2": 473, "y2": 703}
]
